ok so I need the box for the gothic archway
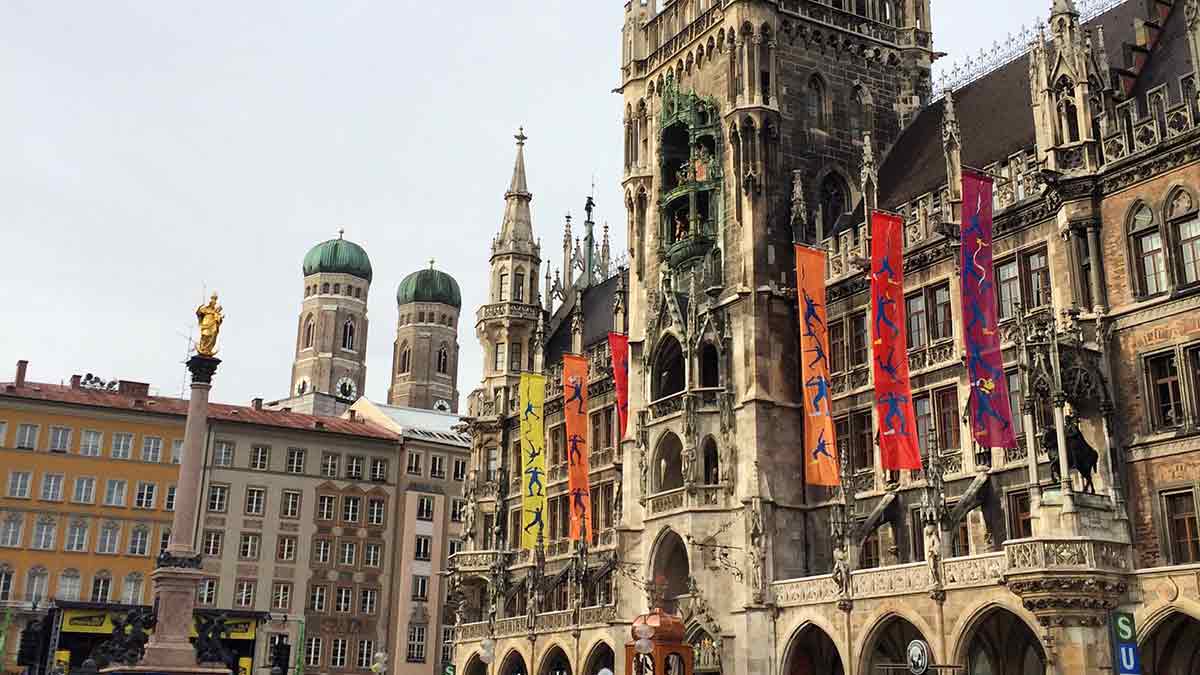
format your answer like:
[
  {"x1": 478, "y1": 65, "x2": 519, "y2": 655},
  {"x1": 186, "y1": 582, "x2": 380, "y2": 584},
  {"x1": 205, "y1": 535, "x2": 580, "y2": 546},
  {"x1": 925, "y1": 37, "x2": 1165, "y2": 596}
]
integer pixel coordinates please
[
  {"x1": 653, "y1": 335, "x2": 686, "y2": 399},
  {"x1": 650, "y1": 528, "x2": 690, "y2": 613},
  {"x1": 955, "y1": 606, "x2": 1045, "y2": 674},
  {"x1": 782, "y1": 623, "x2": 844, "y2": 675},
  {"x1": 498, "y1": 649, "x2": 528, "y2": 675},
  {"x1": 702, "y1": 436, "x2": 720, "y2": 485},
  {"x1": 654, "y1": 432, "x2": 685, "y2": 492},
  {"x1": 537, "y1": 645, "x2": 571, "y2": 675},
  {"x1": 861, "y1": 614, "x2": 930, "y2": 675},
  {"x1": 1141, "y1": 609, "x2": 1200, "y2": 674},
  {"x1": 463, "y1": 654, "x2": 487, "y2": 675},
  {"x1": 583, "y1": 642, "x2": 615, "y2": 675}
]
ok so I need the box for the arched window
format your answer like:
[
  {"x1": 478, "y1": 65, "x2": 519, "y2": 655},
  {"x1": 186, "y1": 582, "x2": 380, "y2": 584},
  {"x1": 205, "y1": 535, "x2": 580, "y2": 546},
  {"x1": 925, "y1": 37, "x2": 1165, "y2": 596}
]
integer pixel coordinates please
[
  {"x1": 820, "y1": 173, "x2": 850, "y2": 236},
  {"x1": 652, "y1": 336, "x2": 686, "y2": 400},
  {"x1": 702, "y1": 437, "x2": 720, "y2": 485},
  {"x1": 807, "y1": 76, "x2": 827, "y2": 130},
  {"x1": 122, "y1": 573, "x2": 145, "y2": 605},
  {"x1": 321, "y1": 283, "x2": 329, "y2": 294},
  {"x1": 514, "y1": 270, "x2": 526, "y2": 302},
  {"x1": 498, "y1": 271, "x2": 510, "y2": 302},
  {"x1": 1129, "y1": 202, "x2": 1167, "y2": 297},
  {"x1": 399, "y1": 343, "x2": 411, "y2": 375},
  {"x1": 699, "y1": 342, "x2": 720, "y2": 388},
  {"x1": 437, "y1": 345, "x2": 449, "y2": 374},
  {"x1": 303, "y1": 315, "x2": 315, "y2": 349},
  {"x1": 58, "y1": 569, "x2": 81, "y2": 601},
  {"x1": 849, "y1": 86, "x2": 870, "y2": 141},
  {"x1": 91, "y1": 570, "x2": 112, "y2": 602},
  {"x1": 654, "y1": 433, "x2": 685, "y2": 492},
  {"x1": 1169, "y1": 189, "x2": 1200, "y2": 286},
  {"x1": 333, "y1": 283, "x2": 340, "y2": 295},
  {"x1": 25, "y1": 566, "x2": 48, "y2": 604},
  {"x1": 341, "y1": 320, "x2": 356, "y2": 350}
]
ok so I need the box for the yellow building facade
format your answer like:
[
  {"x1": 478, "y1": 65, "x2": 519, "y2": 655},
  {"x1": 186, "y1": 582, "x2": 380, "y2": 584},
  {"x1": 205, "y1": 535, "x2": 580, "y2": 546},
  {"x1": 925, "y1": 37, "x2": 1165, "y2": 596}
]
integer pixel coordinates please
[{"x1": 0, "y1": 364, "x2": 184, "y2": 674}]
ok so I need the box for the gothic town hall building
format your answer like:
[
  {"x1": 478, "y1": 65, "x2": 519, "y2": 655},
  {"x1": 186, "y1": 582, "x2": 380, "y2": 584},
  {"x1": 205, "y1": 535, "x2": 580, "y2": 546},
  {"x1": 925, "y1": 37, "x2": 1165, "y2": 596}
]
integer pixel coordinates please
[{"x1": 450, "y1": 1, "x2": 1200, "y2": 673}]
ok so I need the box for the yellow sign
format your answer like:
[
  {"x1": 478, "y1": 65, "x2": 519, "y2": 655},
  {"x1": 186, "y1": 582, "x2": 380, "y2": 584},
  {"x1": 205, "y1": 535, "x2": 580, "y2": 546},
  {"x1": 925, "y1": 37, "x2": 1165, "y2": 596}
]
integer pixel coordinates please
[
  {"x1": 519, "y1": 373, "x2": 547, "y2": 549},
  {"x1": 53, "y1": 651, "x2": 70, "y2": 670},
  {"x1": 60, "y1": 610, "x2": 254, "y2": 640},
  {"x1": 238, "y1": 657, "x2": 253, "y2": 675}
]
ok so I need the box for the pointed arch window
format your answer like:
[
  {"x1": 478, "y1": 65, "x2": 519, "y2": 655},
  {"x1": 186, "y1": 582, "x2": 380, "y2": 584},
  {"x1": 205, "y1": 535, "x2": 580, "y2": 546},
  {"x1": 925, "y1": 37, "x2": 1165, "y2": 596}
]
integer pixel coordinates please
[
  {"x1": 1130, "y1": 202, "x2": 1168, "y2": 297},
  {"x1": 1171, "y1": 189, "x2": 1200, "y2": 286},
  {"x1": 303, "y1": 315, "x2": 315, "y2": 350},
  {"x1": 436, "y1": 345, "x2": 449, "y2": 375},
  {"x1": 819, "y1": 173, "x2": 849, "y2": 237},
  {"x1": 341, "y1": 320, "x2": 356, "y2": 351},
  {"x1": 498, "y1": 272, "x2": 509, "y2": 302},
  {"x1": 399, "y1": 343, "x2": 412, "y2": 375},
  {"x1": 807, "y1": 76, "x2": 827, "y2": 131},
  {"x1": 514, "y1": 271, "x2": 525, "y2": 302}
]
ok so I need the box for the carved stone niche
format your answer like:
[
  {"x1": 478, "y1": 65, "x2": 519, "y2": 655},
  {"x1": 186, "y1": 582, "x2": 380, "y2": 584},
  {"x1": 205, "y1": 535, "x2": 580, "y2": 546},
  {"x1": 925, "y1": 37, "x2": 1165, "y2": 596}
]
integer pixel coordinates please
[{"x1": 1006, "y1": 572, "x2": 1126, "y2": 628}]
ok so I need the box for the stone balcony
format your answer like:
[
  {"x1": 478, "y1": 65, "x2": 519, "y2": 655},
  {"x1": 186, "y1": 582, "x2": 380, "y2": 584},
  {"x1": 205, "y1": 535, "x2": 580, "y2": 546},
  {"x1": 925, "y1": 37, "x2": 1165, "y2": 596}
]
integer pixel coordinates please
[{"x1": 455, "y1": 604, "x2": 617, "y2": 644}]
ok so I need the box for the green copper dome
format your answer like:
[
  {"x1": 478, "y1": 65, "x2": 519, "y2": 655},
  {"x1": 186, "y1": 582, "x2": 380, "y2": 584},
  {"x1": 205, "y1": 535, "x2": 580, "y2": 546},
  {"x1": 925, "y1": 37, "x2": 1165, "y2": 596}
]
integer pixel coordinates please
[
  {"x1": 397, "y1": 264, "x2": 462, "y2": 309},
  {"x1": 303, "y1": 235, "x2": 373, "y2": 282}
]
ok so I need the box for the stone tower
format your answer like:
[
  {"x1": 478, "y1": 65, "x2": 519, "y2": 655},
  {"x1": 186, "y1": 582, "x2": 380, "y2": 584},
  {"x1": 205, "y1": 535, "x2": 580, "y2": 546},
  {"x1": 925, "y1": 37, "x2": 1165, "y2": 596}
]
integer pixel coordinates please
[
  {"x1": 289, "y1": 232, "x2": 371, "y2": 406},
  {"x1": 477, "y1": 129, "x2": 543, "y2": 406},
  {"x1": 387, "y1": 262, "x2": 462, "y2": 412}
]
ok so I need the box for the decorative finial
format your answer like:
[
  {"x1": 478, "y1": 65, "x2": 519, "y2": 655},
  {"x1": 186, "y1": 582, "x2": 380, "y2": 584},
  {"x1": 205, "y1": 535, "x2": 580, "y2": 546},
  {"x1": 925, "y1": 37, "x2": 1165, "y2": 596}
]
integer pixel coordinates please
[
  {"x1": 338, "y1": 227, "x2": 344, "y2": 240},
  {"x1": 515, "y1": 127, "x2": 527, "y2": 146},
  {"x1": 429, "y1": 258, "x2": 436, "y2": 269}
]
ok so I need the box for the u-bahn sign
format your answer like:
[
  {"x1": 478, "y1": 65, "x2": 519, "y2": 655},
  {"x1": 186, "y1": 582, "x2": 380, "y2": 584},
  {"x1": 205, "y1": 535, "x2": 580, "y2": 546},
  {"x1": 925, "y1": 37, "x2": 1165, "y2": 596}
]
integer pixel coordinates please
[{"x1": 1111, "y1": 612, "x2": 1142, "y2": 675}]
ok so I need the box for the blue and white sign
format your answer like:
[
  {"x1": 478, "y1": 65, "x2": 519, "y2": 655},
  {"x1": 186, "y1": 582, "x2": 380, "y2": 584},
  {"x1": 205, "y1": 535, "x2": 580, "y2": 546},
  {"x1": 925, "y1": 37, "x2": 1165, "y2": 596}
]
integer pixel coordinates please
[{"x1": 1111, "y1": 612, "x2": 1142, "y2": 675}]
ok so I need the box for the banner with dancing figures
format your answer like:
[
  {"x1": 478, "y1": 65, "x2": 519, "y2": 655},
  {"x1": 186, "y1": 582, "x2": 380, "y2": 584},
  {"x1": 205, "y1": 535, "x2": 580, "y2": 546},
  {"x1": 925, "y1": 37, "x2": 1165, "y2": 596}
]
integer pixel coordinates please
[
  {"x1": 609, "y1": 332, "x2": 631, "y2": 441},
  {"x1": 795, "y1": 245, "x2": 841, "y2": 486},
  {"x1": 519, "y1": 372, "x2": 548, "y2": 549},
  {"x1": 961, "y1": 171, "x2": 1018, "y2": 449},
  {"x1": 871, "y1": 211, "x2": 923, "y2": 470},
  {"x1": 563, "y1": 354, "x2": 592, "y2": 541}
]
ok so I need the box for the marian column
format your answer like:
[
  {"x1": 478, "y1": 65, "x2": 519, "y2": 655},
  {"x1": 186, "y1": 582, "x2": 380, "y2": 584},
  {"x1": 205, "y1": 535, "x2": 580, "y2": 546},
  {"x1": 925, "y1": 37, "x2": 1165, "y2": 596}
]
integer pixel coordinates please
[{"x1": 112, "y1": 294, "x2": 232, "y2": 675}]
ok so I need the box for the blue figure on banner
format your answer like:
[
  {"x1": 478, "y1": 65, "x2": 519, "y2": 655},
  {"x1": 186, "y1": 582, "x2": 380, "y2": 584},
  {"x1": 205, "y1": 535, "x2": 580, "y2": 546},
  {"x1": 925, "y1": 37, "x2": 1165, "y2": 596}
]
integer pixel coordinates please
[
  {"x1": 524, "y1": 465, "x2": 545, "y2": 496},
  {"x1": 526, "y1": 440, "x2": 542, "y2": 463},
  {"x1": 874, "y1": 294, "x2": 900, "y2": 342},
  {"x1": 802, "y1": 289, "x2": 824, "y2": 337},
  {"x1": 964, "y1": 242, "x2": 994, "y2": 295},
  {"x1": 874, "y1": 251, "x2": 900, "y2": 286},
  {"x1": 972, "y1": 380, "x2": 1011, "y2": 431},
  {"x1": 965, "y1": 298, "x2": 990, "y2": 335},
  {"x1": 962, "y1": 210, "x2": 985, "y2": 241},
  {"x1": 568, "y1": 434, "x2": 585, "y2": 466},
  {"x1": 805, "y1": 374, "x2": 831, "y2": 415},
  {"x1": 878, "y1": 392, "x2": 911, "y2": 436},
  {"x1": 876, "y1": 347, "x2": 900, "y2": 383},
  {"x1": 806, "y1": 340, "x2": 829, "y2": 369},
  {"x1": 523, "y1": 505, "x2": 545, "y2": 536},
  {"x1": 565, "y1": 375, "x2": 585, "y2": 414},
  {"x1": 572, "y1": 488, "x2": 588, "y2": 520},
  {"x1": 811, "y1": 429, "x2": 832, "y2": 460},
  {"x1": 967, "y1": 342, "x2": 1005, "y2": 382},
  {"x1": 523, "y1": 396, "x2": 541, "y2": 422}
]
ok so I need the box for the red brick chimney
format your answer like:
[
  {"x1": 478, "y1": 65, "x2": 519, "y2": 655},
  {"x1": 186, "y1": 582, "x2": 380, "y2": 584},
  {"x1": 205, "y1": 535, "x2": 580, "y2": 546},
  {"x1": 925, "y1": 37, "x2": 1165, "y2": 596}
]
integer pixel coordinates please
[
  {"x1": 15, "y1": 360, "x2": 28, "y2": 388},
  {"x1": 252, "y1": 398, "x2": 263, "y2": 411},
  {"x1": 70, "y1": 375, "x2": 82, "y2": 389},
  {"x1": 117, "y1": 381, "x2": 151, "y2": 398}
]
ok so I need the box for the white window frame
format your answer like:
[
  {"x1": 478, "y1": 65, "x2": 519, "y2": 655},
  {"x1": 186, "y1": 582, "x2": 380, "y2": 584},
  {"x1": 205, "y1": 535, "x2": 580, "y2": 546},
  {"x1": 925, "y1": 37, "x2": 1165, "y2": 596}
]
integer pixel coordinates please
[
  {"x1": 128, "y1": 528, "x2": 150, "y2": 556},
  {"x1": 40, "y1": 473, "x2": 64, "y2": 501},
  {"x1": 97, "y1": 523, "x2": 120, "y2": 554},
  {"x1": 245, "y1": 487, "x2": 266, "y2": 515},
  {"x1": 203, "y1": 530, "x2": 223, "y2": 557},
  {"x1": 286, "y1": 448, "x2": 306, "y2": 474},
  {"x1": 239, "y1": 533, "x2": 261, "y2": 560},
  {"x1": 48, "y1": 426, "x2": 72, "y2": 453},
  {"x1": 415, "y1": 535, "x2": 432, "y2": 561},
  {"x1": 368, "y1": 499, "x2": 385, "y2": 526},
  {"x1": 111, "y1": 432, "x2": 133, "y2": 459},
  {"x1": 134, "y1": 482, "x2": 157, "y2": 509},
  {"x1": 272, "y1": 582, "x2": 292, "y2": 610},
  {"x1": 339, "y1": 541, "x2": 357, "y2": 566},
  {"x1": 282, "y1": 490, "x2": 301, "y2": 518},
  {"x1": 318, "y1": 495, "x2": 335, "y2": 520},
  {"x1": 335, "y1": 587, "x2": 353, "y2": 613},
  {"x1": 364, "y1": 542, "x2": 382, "y2": 568},
  {"x1": 141, "y1": 436, "x2": 162, "y2": 462},
  {"x1": 103, "y1": 479, "x2": 127, "y2": 507},
  {"x1": 73, "y1": 477, "x2": 96, "y2": 504},
  {"x1": 417, "y1": 496, "x2": 434, "y2": 521},
  {"x1": 235, "y1": 580, "x2": 256, "y2": 607},
  {"x1": 65, "y1": 521, "x2": 88, "y2": 552},
  {"x1": 16, "y1": 424, "x2": 39, "y2": 450},
  {"x1": 80, "y1": 430, "x2": 103, "y2": 456},
  {"x1": 214, "y1": 441, "x2": 235, "y2": 466},
  {"x1": 8, "y1": 471, "x2": 31, "y2": 498},
  {"x1": 250, "y1": 445, "x2": 270, "y2": 471}
]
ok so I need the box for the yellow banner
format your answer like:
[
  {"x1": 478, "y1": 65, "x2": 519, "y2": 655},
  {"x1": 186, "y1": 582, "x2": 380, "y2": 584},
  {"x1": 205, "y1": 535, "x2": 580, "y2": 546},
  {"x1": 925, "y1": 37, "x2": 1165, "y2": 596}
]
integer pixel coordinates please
[
  {"x1": 60, "y1": 609, "x2": 254, "y2": 640},
  {"x1": 519, "y1": 373, "x2": 547, "y2": 549},
  {"x1": 238, "y1": 656, "x2": 253, "y2": 675}
]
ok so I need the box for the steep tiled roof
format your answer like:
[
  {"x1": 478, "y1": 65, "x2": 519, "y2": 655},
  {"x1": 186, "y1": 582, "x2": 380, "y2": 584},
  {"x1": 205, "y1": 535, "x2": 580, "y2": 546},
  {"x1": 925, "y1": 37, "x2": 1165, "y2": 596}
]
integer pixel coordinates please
[
  {"x1": 545, "y1": 272, "x2": 623, "y2": 365},
  {"x1": 877, "y1": 0, "x2": 1166, "y2": 209},
  {"x1": 0, "y1": 381, "x2": 398, "y2": 441}
]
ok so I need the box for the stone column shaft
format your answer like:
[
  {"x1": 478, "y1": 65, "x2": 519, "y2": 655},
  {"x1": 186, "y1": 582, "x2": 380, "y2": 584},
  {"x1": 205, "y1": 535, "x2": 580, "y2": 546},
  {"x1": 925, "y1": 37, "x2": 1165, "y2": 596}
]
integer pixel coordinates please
[{"x1": 167, "y1": 379, "x2": 211, "y2": 555}]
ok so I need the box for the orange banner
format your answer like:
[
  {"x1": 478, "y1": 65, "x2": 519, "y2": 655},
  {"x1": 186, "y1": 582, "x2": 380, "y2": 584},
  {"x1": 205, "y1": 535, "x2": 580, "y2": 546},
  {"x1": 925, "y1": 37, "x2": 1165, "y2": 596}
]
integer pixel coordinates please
[
  {"x1": 563, "y1": 354, "x2": 592, "y2": 541},
  {"x1": 795, "y1": 245, "x2": 840, "y2": 486}
]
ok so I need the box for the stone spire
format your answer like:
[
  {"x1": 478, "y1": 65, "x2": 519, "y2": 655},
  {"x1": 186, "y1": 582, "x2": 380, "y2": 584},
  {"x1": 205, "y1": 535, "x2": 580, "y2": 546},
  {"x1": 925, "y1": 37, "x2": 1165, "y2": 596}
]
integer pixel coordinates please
[
  {"x1": 601, "y1": 221, "x2": 611, "y2": 276},
  {"x1": 942, "y1": 91, "x2": 964, "y2": 222},
  {"x1": 499, "y1": 128, "x2": 534, "y2": 245},
  {"x1": 1051, "y1": 0, "x2": 1078, "y2": 18}
]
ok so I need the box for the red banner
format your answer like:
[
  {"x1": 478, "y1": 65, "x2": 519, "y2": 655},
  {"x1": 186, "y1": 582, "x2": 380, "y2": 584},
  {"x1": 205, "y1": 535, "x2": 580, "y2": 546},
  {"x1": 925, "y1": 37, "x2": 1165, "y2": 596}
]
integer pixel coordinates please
[
  {"x1": 961, "y1": 171, "x2": 1018, "y2": 448},
  {"x1": 563, "y1": 354, "x2": 592, "y2": 541},
  {"x1": 871, "y1": 212, "x2": 923, "y2": 470},
  {"x1": 795, "y1": 245, "x2": 840, "y2": 486},
  {"x1": 609, "y1": 332, "x2": 630, "y2": 441}
]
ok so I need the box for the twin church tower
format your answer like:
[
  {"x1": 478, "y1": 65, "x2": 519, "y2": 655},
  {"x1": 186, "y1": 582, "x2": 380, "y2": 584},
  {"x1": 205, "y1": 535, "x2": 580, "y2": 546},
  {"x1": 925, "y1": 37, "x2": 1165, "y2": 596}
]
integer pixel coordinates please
[{"x1": 268, "y1": 231, "x2": 462, "y2": 416}]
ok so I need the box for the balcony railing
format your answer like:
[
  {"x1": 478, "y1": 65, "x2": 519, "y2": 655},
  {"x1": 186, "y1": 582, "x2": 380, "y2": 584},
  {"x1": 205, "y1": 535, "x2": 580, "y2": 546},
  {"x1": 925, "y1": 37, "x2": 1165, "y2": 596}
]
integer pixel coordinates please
[
  {"x1": 647, "y1": 487, "x2": 687, "y2": 516},
  {"x1": 649, "y1": 392, "x2": 686, "y2": 420}
]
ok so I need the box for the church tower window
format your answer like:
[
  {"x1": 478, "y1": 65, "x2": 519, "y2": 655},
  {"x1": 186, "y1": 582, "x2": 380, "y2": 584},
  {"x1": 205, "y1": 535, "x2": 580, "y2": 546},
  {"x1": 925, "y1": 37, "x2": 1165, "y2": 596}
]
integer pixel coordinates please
[
  {"x1": 341, "y1": 320, "x2": 356, "y2": 351},
  {"x1": 514, "y1": 271, "x2": 525, "y2": 302},
  {"x1": 807, "y1": 76, "x2": 827, "y2": 131},
  {"x1": 399, "y1": 344, "x2": 411, "y2": 375},
  {"x1": 498, "y1": 272, "x2": 509, "y2": 302},
  {"x1": 437, "y1": 346, "x2": 449, "y2": 375},
  {"x1": 303, "y1": 316, "x2": 315, "y2": 350}
]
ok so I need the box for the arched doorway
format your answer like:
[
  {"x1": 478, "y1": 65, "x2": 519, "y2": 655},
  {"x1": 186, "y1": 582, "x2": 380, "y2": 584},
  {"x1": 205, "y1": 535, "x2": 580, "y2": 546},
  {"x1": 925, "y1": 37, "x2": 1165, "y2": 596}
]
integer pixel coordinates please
[
  {"x1": 782, "y1": 624, "x2": 843, "y2": 675},
  {"x1": 1141, "y1": 610, "x2": 1200, "y2": 674},
  {"x1": 861, "y1": 615, "x2": 928, "y2": 675},
  {"x1": 653, "y1": 335, "x2": 686, "y2": 399},
  {"x1": 654, "y1": 433, "x2": 685, "y2": 492},
  {"x1": 463, "y1": 654, "x2": 487, "y2": 675},
  {"x1": 651, "y1": 529, "x2": 690, "y2": 613},
  {"x1": 498, "y1": 650, "x2": 528, "y2": 675},
  {"x1": 956, "y1": 607, "x2": 1045, "y2": 675},
  {"x1": 583, "y1": 642, "x2": 616, "y2": 675},
  {"x1": 538, "y1": 646, "x2": 571, "y2": 675}
]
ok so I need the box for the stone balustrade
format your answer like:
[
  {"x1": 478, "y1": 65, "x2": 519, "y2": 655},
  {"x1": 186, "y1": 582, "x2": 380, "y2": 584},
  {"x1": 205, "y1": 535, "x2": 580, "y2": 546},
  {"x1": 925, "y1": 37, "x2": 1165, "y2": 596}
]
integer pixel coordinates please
[{"x1": 1005, "y1": 538, "x2": 1131, "y2": 573}]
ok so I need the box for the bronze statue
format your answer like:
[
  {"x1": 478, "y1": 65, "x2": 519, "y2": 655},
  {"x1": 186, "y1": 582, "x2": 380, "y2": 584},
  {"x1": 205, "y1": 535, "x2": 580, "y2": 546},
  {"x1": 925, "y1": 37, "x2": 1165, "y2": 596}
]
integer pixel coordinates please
[{"x1": 196, "y1": 293, "x2": 225, "y2": 356}]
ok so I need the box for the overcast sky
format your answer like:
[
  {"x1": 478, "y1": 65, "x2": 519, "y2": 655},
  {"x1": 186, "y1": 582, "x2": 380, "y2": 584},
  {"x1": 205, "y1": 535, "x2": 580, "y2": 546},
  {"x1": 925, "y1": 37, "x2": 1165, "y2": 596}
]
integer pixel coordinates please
[{"x1": 1, "y1": 0, "x2": 1053, "y2": 407}]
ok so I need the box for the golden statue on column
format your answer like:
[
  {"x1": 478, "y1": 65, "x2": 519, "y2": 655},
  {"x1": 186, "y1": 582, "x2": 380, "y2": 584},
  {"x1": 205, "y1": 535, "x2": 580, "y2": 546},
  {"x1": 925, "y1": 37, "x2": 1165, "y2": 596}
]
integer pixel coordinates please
[{"x1": 195, "y1": 293, "x2": 224, "y2": 357}]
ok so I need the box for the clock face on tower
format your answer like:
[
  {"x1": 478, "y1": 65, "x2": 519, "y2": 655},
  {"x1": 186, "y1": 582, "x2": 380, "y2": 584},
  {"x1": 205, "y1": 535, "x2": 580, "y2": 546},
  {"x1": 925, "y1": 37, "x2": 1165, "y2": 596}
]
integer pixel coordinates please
[
  {"x1": 336, "y1": 377, "x2": 358, "y2": 400},
  {"x1": 434, "y1": 399, "x2": 451, "y2": 413}
]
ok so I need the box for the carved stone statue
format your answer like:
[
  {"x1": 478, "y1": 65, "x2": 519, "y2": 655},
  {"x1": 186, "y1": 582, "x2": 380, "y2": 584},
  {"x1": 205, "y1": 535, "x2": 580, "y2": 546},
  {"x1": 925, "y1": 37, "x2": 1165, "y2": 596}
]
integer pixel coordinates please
[
  {"x1": 613, "y1": 469, "x2": 624, "y2": 525},
  {"x1": 674, "y1": 210, "x2": 689, "y2": 241},
  {"x1": 195, "y1": 614, "x2": 236, "y2": 670},
  {"x1": 789, "y1": 169, "x2": 808, "y2": 230},
  {"x1": 195, "y1": 293, "x2": 224, "y2": 357},
  {"x1": 639, "y1": 446, "x2": 648, "y2": 499},
  {"x1": 924, "y1": 523, "x2": 942, "y2": 587},
  {"x1": 831, "y1": 545, "x2": 851, "y2": 598},
  {"x1": 660, "y1": 457, "x2": 668, "y2": 489},
  {"x1": 462, "y1": 489, "x2": 477, "y2": 544},
  {"x1": 681, "y1": 446, "x2": 695, "y2": 486},
  {"x1": 1040, "y1": 415, "x2": 1100, "y2": 493},
  {"x1": 525, "y1": 570, "x2": 537, "y2": 629}
]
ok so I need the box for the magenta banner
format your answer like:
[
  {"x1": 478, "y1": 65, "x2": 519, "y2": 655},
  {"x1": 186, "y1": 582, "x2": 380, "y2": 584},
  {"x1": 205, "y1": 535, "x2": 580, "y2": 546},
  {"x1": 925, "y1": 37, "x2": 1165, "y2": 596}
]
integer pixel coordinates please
[{"x1": 961, "y1": 171, "x2": 1018, "y2": 449}]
